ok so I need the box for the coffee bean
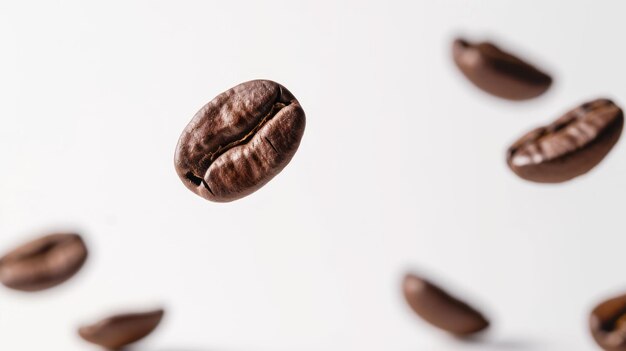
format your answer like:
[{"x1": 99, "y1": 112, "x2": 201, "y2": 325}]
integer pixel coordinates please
[
  {"x1": 0, "y1": 233, "x2": 88, "y2": 292},
  {"x1": 590, "y1": 293, "x2": 626, "y2": 351},
  {"x1": 507, "y1": 98, "x2": 623, "y2": 183},
  {"x1": 402, "y1": 273, "x2": 489, "y2": 336},
  {"x1": 79, "y1": 309, "x2": 164, "y2": 350},
  {"x1": 175, "y1": 79, "x2": 306, "y2": 202},
  {"x1": 452, "y1": 38, "x2": 552, "y2": 100}
]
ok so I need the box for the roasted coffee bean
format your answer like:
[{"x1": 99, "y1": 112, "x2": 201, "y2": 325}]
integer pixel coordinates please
[
  {"x1": 590, "y1": 293, "x2": 626, "y2": 351},
  {"x1": 175, "y1": 79, "x2": 306, "y2": 202},
  {"x1": 402, "y1": 273, "x2": 489, "y2": 336},
  {"x1": 0, "y1": 233, "x2": 88, "y2": 292},
  {"x1": 507, "y1": 98, "x2": 623, "y2": 183},
  {"x1": 452, "y1": 38, "x2": 552, "y2": 100},
  {"x1": 79, "y1": 309, "x2": 164, "y2": 350}
]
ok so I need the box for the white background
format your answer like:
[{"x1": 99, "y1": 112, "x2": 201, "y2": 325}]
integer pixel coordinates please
[{"x1": 1, "y1": 1, "x2": 625, "y2": 350}]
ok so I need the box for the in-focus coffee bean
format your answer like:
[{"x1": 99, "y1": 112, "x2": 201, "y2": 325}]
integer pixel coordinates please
[
  {"x1": 0, "y1": 233, "x2": 88, "y2": 292},
  {"x1": 590, "y1": 293, "x2": 626, "y2": 351},
  {"x1": 79, "y1": 308, "x2": 164, "y2": 350},
  {"x1": 402, "y1": 273, "x2": 489, "y2": 336},
  {"x1": 452, "y1": 38, "x2": 552, "y2": 100},
  {"x1": 175, "y1": 79, "x2": 306, "y2": 202},
  {"x1": 507, "y1": 98, "x2": 623, "y2": 183}
]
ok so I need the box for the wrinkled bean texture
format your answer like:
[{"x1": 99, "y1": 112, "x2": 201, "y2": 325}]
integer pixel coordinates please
[
  {"x1": 0, "y1": 233, "x2": 88, "y2": 292},
  {"x1": 79, "y1": 309, "x2": 164, "y2": 350},
  {"x1": 402, "y1": 273, "x2": 489, "y2": 336},
  {"x1": 590, "y1": 293, "x2": 626, "y2": 351},
  {"x1": 507, "y1": 98, "x2": 623, "y2": 183},
  {"x1": 175, "y1": 80, "x2": 306, "y2": 202},
  {"x1": 452, "y1": 38, "x2": 552, "y2": 100}
]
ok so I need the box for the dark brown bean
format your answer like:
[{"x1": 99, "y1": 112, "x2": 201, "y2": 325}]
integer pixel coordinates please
[
  {"x1": 402, "y1": 273, "x2": 489, "y2": 336},
  {"x1": 452, "y1": 38, "x2": 552, "y2": 100},
  {"x1": 590, "y1": 293, "x2": 626, "y2": 351},
  {"x1": 78, "y1": 309, "x2": 164, "y2": 350},
  {"x1": 175, "y1": 79, "x2": 306, "y2": 202},
  {"x1": 0, "y1": 233, "x2": 88, "y2": 292},
  {"x1": 507, "y1": 98, "x2": 623, "y2": 183}
]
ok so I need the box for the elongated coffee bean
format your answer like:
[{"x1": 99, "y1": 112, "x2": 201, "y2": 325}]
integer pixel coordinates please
[
  {"x1": 590, "y1": 293, "x2": 626, "y2": 351},
  {"x1": 175, "y1": 80, "x2": 306, "y2": 202},
  {"x1": 507, "y1": 98, "x2": 623, "y2": 183},
  {"x1": 79, "y1": 309, "x2": 164, "y2": 350},
  {"x1": 452, "y1": 38, "x2": 552, "y2": 100},
  {"x1": 402, "y1": 273, "x2": 489, "y2": 335},
  {"x1": 0, "y1": 233, "x2": 88, "y2": 291}
]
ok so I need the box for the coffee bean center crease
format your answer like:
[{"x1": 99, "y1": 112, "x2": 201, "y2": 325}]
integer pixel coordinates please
[{"x1": 183, "y1": 101, "x2": 288, "y2": 192}]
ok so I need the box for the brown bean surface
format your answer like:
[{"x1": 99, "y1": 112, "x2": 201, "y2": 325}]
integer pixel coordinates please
[
  {"x1": 175, "y1": 80, "x2": 306, "y2": 202},
  {"x1": 591, "y1": 293, "x2": 626, "y2": 351},
  {"x1": 402, "y1": 273, "x2": 489, "y2": 336},
  {"x1": 453, "y1": 38, "x2": 552, "y2": 100},
  {"x1": 507, "y1": 98, "x2": 623, "y2": 183},
  {"x1": 79, "y1": 309, "x2": 164, "y2": 350},
  {"x1": 0, "y1": 233, "x2": 88, "y2": 292}
]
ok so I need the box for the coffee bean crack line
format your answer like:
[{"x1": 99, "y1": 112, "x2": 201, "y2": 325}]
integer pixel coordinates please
[{"x1": 184, "y1": 101, "x2": 288, "y2": 192}]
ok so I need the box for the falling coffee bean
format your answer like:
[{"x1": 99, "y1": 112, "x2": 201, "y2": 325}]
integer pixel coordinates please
[
  {"x1": 590, "y1": 293, "x2": 626, "y2": 351},
  {"x1": 507, "y1": 98, "x2": 623, "y2": 183},
  {"x1": 0, "y1": 233, "x2": 88, "y2": 292},
  {"x1": 175, "y1": 79, "x2": 306, "y2": 202},
  {"x1": 79, "y1": 308, "x2": 164, "y2": 350},
  {"x1": 402, "y1": 273, "x2": 489, "y2": 336},
  {"x1": 452, "y1": 38, "x2": 552, "y2": 100}
]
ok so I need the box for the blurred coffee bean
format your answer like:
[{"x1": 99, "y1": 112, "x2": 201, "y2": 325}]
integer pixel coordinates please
[
  {"x1": 0, "y1": 233, "x2": 88, "y2": 291},
  {"x1": 507, "y1": 98, "x2": 623, "y2": 183},
  {"x1": 402, "y1": 273, "x2": 489, "y2": 335},
  {"x1": 79, "y1": 308, "x2": 164, "y2": 350},
  {"x1": 591, "y1": 293, "x2": 626, "y2": 351},
  {"x1": 452, "y1": 38, "x2": 552, "y2": 100}
]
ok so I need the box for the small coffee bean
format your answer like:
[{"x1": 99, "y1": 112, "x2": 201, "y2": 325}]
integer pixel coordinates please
[
  {"x1": 590, "y1": 293, "x2": 626, "y2": 351},
  {"x1": 507, "y1": 98, "x2": 623, "y2": 183},
  {"x1": 78, "y1": 308, "x2": 164, "y2": 350},
  {"x1": 452, "y1": 38, "x2": 552, "y2": 100},
  {"x1": 402, "y1": 273, "x2": 489, "y2": 336},
  {"x1": 175, "y1": 79, "x2": 306, "y2": 202},
  {"x1": 0, "y1": 233, "x2": 88, "y2": 292}
]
